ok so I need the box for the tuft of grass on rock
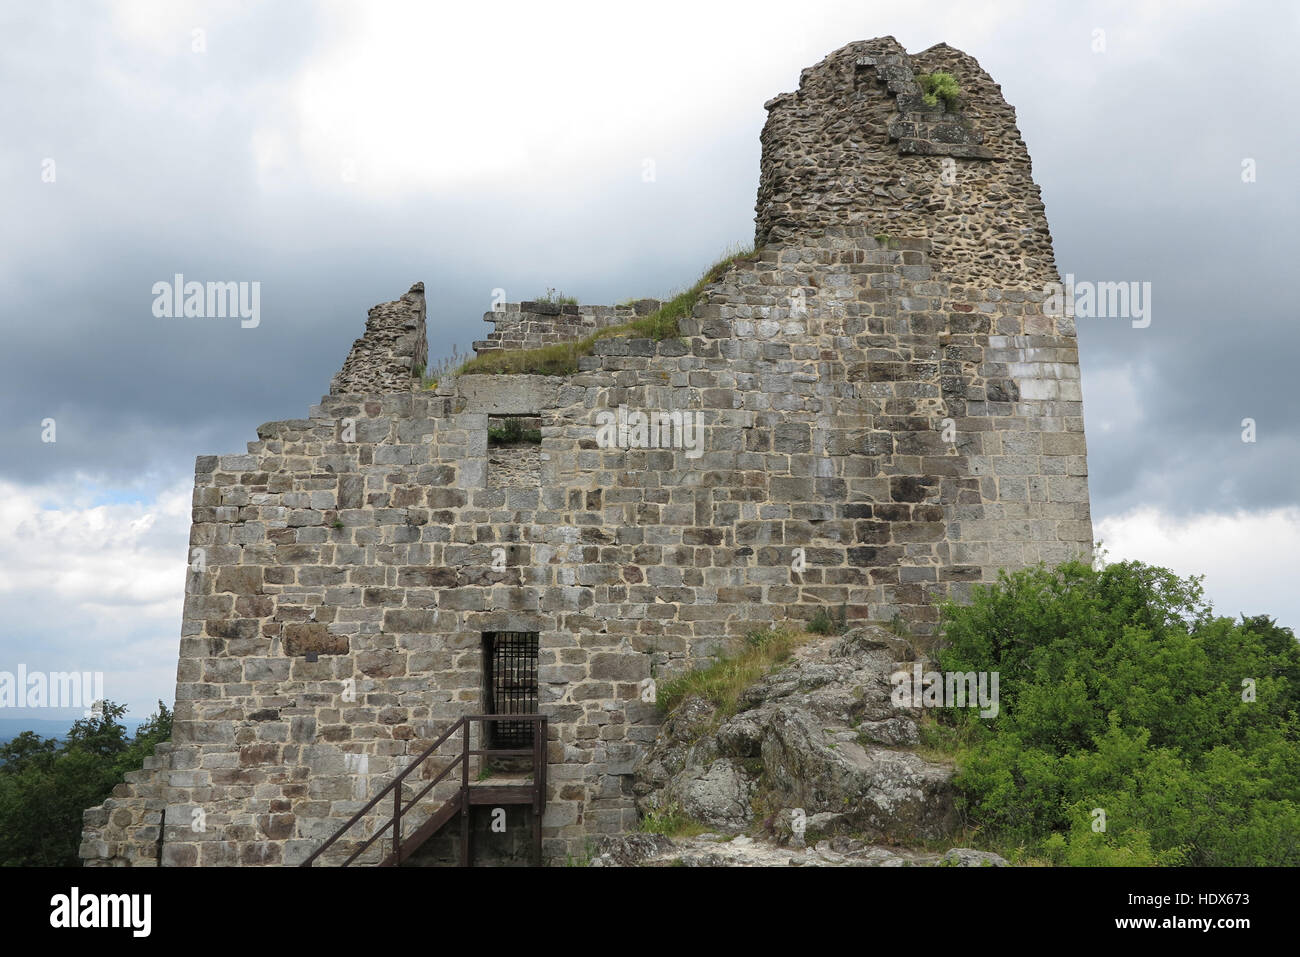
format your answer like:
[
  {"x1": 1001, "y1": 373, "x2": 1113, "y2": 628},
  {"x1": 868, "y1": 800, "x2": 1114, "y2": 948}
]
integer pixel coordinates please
[
  {"x1": 422, "y1": 344, "x2": 468, "y2": 390},
  {"x1": 563, "y1": 840, "x2": 598, "y2": 867},
  {"x1": 638, "y1": 802, "x2": 709, "y2": 838},
  {"x1": 807, "y1": 603, "x2": 848, "y2": 635},
  {"x1": 655, "y1": 626, "x2": 811, "y2": 718}
]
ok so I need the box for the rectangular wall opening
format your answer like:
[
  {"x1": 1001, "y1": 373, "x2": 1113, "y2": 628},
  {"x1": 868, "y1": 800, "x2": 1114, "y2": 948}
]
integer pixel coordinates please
[
  {"x1": 487, "y1": 414, "x2": 542, "y2": 489},
  {"x1": 481, "y1": 631, "x2": 539, "y2": 749}
]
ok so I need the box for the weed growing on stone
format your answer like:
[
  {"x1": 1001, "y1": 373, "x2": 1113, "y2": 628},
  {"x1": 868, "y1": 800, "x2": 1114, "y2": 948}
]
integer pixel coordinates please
[
  {"x1": 912, "y1": 711, "x2": 980, "y2": 762},
  {"x1": 486, "y1": 416, "x2": 541, "y2": 445},
  {"x1": 536, "y1": 287, "x2": 579, "y2": 306},
  {"x1": 638, "y1": 802, "x2": 709, "y2": 838},
  {"x1": 563, "y1": 840, "x2": 597, "y2": 867},
  {"x1": 807, "y1": 603, "x2": 848, "y2": 635},
  {"x1": 450, "y1": 244, "x2": 760, "y2": 378},
  {"x1": 916, "y1": 71, "x2": 960, "y2": 109},
  {"x1": 421, "y1": 345, "x2": 466, "y2": 390}
]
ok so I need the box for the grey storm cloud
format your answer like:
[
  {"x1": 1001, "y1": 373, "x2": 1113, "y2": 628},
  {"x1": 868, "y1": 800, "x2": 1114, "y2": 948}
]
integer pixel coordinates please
[{"x1": 1, "y1": 0, "x2": 1297, "y2": 525}]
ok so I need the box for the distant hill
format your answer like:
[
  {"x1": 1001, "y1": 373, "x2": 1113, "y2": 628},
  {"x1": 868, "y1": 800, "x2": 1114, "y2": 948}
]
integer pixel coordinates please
[{"x1": 0, "y1": 717, "x2": 145, "y2": 746}]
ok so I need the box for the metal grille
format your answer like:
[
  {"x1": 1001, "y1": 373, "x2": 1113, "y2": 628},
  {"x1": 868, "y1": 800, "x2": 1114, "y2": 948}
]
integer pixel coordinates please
[{"x1": 483, "y1": 632, "x2": 538, "y2": 748}]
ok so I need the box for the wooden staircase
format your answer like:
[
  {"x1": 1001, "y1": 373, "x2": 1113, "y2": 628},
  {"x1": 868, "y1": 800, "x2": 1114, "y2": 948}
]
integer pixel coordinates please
[{"x1": 300, "y1": 714, "x2": 547, "y2": 867}]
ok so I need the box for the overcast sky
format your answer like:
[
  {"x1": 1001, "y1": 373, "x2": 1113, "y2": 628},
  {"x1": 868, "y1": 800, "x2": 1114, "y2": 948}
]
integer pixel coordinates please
[{"x1": 2, "y1": 0, "x2": 1296, "y2": 721}]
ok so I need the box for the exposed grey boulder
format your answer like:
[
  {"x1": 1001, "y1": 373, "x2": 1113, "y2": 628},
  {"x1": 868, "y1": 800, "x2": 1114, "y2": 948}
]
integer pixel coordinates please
[
  {"x1": 673, "y1": 758, "x2": 757, "y2": 830},
  {"x1": 634, "y1": 626, "x2": 957, "y2": 844},
  {"x1": 942, "y1": 848, "x2": 1009, "y2": 867},
  {"x1": 588, "y1": 833, "x2": 674, "y2": 867},
  {"x1": 588, "y1": 832, "x2": 973, "y2": 868}
]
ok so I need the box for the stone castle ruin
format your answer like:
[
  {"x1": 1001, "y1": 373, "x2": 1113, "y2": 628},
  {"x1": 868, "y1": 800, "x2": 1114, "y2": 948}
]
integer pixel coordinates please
[{"x1": 81, "y1": 37, "x2": 1092, "y2": 866}]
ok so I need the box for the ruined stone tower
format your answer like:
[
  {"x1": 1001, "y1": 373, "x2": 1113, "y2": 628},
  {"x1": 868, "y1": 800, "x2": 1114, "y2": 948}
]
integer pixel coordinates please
[{"x1": 81, "y1": 38, "x2": 1091, "y2": 866}]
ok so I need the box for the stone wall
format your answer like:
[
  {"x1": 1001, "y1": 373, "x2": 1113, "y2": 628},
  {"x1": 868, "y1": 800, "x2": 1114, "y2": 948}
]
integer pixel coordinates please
[
  {"x1": 81, "y1": 37, "x2": 1092, "y2": 867},
  {"x1": 79, "y1": 743, "x2": 174, "y2": 866},
  {"x1": 755, "y1": 37, "x2": 1058, "y2": 288},
  {"x1": 475, "y1": 299, "x2": 662, "y2": 353}
]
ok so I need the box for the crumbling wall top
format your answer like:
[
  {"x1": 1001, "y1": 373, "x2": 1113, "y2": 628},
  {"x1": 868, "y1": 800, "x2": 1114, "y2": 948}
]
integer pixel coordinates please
[
  {"x1": 474, "y1": 299, "x2": 662, "y2": 355},
  {"x1": 755, "y1": 37, "x2": 1058, "y2": 288},
  {"x1": 330, "y1": 282, "x2": 427, "y2": 394}
]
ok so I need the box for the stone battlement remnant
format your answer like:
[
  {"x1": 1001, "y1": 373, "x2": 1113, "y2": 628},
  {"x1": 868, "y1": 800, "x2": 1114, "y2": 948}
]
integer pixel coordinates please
[
  {"x1": 475, "y1": 299, "x2": 663, "y2": 353},
  {"x1": 756, "y1": 38, "x2": 1056, "y2": 286},
  {"x1": 81, "y1": 37, "x2": 1092, "y2": 867},
  {"x1": 330, "y1": 282, "x2": 428, "y2": 394}
]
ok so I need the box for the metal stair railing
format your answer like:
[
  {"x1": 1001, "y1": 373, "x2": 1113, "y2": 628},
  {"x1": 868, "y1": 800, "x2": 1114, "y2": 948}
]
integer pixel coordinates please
[{"x1": 299, "y1": 713, "x2": 547, "y2": 867}]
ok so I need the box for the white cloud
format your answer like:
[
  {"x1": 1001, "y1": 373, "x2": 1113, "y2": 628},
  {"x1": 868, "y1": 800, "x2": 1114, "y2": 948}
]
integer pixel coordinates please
[
  {"x1": 1096, "y1": 506, "x2": 1300, "y2": 630},
  {"x1": 275, "y1": 0, "x2": 1036, "y2": 194},
  {"x1": 0, "y1": 477, "x2": 188, "y2": 607},
  {"x1": 0, "y1": 477, "x2": 190, "y2": 718},
  {"x1": 1080, "y1": 359, "x2": 1154, "y2": 436}
]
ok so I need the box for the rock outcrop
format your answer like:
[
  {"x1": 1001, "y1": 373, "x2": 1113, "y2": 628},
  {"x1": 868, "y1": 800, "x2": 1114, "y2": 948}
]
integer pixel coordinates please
[
  {"x1": 634, "y1": 626, "x2": 960, "y2": 845},
  {"x1": 589, "y1": 832, "x2": 1008, "y2": 868}
]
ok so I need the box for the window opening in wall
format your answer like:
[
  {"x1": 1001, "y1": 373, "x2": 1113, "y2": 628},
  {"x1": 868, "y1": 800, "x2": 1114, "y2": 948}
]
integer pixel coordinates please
[
  {"x1": 487, "y1": 414, "x2": 542, "y2": 488},
  {"x1": 487, "y1": 415, "x2": 542, "y2": 446},
  {"x1": 481, "y1": 631, "x2": 539, "y2": 749}
]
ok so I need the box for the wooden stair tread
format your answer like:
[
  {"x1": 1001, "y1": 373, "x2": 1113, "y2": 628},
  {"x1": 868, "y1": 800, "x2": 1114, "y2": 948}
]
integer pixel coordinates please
[{"x1": 381, "y1": 792, "x2": 463, "y2": 867}]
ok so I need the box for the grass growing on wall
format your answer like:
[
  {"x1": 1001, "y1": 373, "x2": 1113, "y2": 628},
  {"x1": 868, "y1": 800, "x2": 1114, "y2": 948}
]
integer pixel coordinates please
[
  {"x1": 807, "y1": 603, "x2": 848, "y2": 635},
  {"x1": 446, "y1": 244, "x2": 759, "y2": 379},
  {"x1": 535, "y1": 287, "x2": 579, "y2": 306},
  {"x1": 421, "y1": 345, "x2": 466, "y2": 391}
]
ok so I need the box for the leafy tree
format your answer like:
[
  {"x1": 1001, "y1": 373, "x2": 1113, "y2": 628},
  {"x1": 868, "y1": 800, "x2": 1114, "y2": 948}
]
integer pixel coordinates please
[
  {"x1": 0, "y1": 700, "x2": 172, "y2": 867},
  {"x1": 936, "y1": 560, "x2": 1300, "y2": 866}
]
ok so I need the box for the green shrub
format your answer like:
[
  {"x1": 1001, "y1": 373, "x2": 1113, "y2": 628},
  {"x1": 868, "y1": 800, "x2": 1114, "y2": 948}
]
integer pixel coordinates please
[
  {"x1": 487, "y1": 416, "x2": 542, "y2": 445},
  {"x1": 916, "y1": 71, "x2": 961, "y2": 109},
  {"x1": 807, "y1": 603, "x2": 848, "y2": 635},
  {"x1": 933, "y1": 560, "x2": 1300, "y2": 866}
]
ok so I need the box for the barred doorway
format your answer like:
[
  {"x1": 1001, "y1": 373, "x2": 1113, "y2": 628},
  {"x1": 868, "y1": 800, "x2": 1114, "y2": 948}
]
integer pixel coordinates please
[{"x1": 481, "y1": 632, "x2": 539, "y2": 749}]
